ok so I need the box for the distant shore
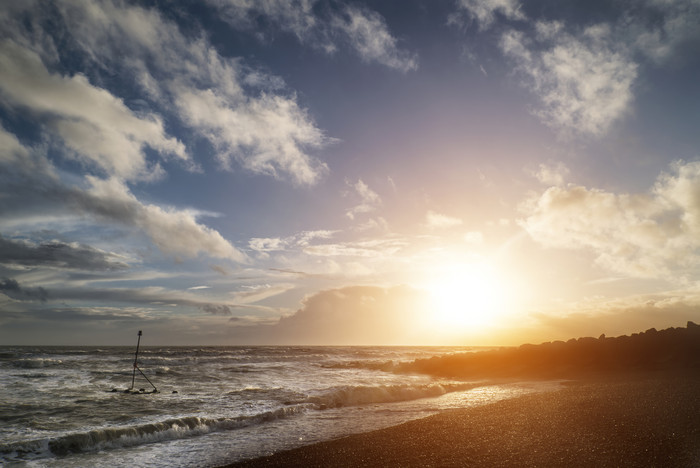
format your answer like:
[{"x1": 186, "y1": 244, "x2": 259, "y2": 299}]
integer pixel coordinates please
[{"x1": 221, "y1": 369, "x2": 700, "y2": 467}]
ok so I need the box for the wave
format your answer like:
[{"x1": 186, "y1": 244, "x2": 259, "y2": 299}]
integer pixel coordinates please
[
  {"x1": 0, "y1": 383, "x2": 485, "y2": 460},
  {"x1": 299, "y1": 382, "x2": 480, "y2": 409},
  {"x1": 320, "y1": 359, "x2": 399, "y2": 373},
  {"x1": 11, "y1": 358, "x2": 63, "y2": 368},
  {"x1": 0, "y1": 406, "x2": 308, "y2": 462}
]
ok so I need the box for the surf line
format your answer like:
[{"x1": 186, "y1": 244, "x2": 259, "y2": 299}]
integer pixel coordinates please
[{"x1": 112, "y1": 330, "x2": 165, "y2": 394}]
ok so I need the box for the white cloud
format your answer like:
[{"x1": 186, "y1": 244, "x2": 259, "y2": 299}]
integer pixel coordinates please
[
  {"x1": 231, "y1": 283, "x2": 296, "y2": 304},
  {"x1": 631, "y1": 0, "x2": 700, "y2": 63},
  {"x1": 354, "y1": 216, "x2": 390, "y2": 233},
  {"x1": 208, "y1": 0, "x2": 418, "y2": 72},
  {"x1": 249, "y1": 237, "x2": 286, "y2": 253},
  {"x1": 296, "y1": 230, "x2": 336, "y2": 246},
  {"x1": 534, "y1": 161, "x2": 570, "y2": 186},
  {"x1": 501, "y1": 23, "x2": 638, "y2": 138},
  {"x1": 2, "y1": 0, "x2": 331, "y2": 186},
  {"x1": 450, "y1": 0, "x2": 525, "y2": 29},
  {"x1": 175, "y1": 88, "x2": 329, "y2": 185},
  {"x1": 248, "y1": 230, "x2": 337, "y2": 257},
  {"x1": 332, "y1": 6, "x2": 418, "y2": 72},
  {"x1": 425, "y1": 210, "x2": 464, "y2": 230},
  {"x1": 303, "y1": 238, "x2": 407, "y2": 258},
  {"x1": 84, "y1": 177, "x2": 248, "y2": 262},
  {"x1": 208, "y1": 0, "x2": 319, "y2": 41},
  {"x1": 345, "y1": 179, "x2": 382, "y2": 220},
  {"x1": 492, "y1": 1, "x2": 700, "y2": 139},
  {"x1": 520, "y1": 160, "x2": 700, "y2": 280},
  {"x1": 0, "y1": 124, "x2": 38, "y2": 171},
  {"x1": 0, "y1": 39, "x2": 187, "y2": 181},
  {"x1": 0, "y1": 131, "x2": 247, "y2": 263}
]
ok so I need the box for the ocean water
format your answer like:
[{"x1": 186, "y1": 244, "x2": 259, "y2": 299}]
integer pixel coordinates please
[{"x1": 0, "y1": 346, "x2": 559, "y2": 467}]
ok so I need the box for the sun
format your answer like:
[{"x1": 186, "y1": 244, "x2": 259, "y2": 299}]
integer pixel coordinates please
[{"x1": 423, "y1": 262, "x2": 509, "y2": 332}]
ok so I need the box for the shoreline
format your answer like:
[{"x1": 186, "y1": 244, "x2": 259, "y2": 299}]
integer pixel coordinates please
[{"x1": 220, "y1": 369, "x2": 700, "y2": 467}]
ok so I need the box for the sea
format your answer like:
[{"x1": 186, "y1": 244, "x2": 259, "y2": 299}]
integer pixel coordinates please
[{"x1": 0, "y1": 345, "x2": 561, "y2": 467}]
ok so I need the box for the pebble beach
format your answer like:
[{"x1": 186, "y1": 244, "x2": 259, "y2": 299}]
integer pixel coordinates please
[{"x1": 223, "y1": 370, "x2": 700, "y2": 467}]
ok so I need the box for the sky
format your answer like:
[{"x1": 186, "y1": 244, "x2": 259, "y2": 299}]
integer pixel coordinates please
[{"x1": 1, "y1": 0, "x2": 700, "y2": 346}]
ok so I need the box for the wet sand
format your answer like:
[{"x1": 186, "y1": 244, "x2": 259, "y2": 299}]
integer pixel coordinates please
[{"x1": 221, "y1": 370, "x2": 700, "y2": 467}]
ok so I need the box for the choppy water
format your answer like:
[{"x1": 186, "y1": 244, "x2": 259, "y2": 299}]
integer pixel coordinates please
[{"x1": 0, "y1": 346, "x2": 560, "y2": 467}]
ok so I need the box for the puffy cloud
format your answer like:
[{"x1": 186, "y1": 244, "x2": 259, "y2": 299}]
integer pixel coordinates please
[
  {"x1": 332, "y1": 5, "x2": 418, "y2": 72},
  {"x1": 249, "y1": 237, "x2": 286, "y2": 253},
  {"x1": 208, "y1": 0, "x2": 418, "y2": 72},
  {"x1": 534, "y1": 161, "x2": 570, "y2": 187},
  {"x1": 425, "y1": 210, "x2": 464, "y2": 230},
  {"x1": 82, "y1": 177, "x2": 248, "y2": 262},
  {"x1": 450, "y1": 0, "x2": 525, "y2": 29},
  {"x1": 1, "y1": 0, "x2": 331, "y2": 186},
  {"x1": 0, "y1": 132, "x2": 246, "y2": 262},
  {"x1": 0, "y1": 40, "x2": 186, "y2": 181},
  {"x1": 520, "y1": 160, "x2": 700, "y2": 280},
  {"x1": 501, "y1": 24, "x2": 637, "y2": 138},
  {"x1": 175, "y1": 88, "x2": 329, "y2": 185},
  {"x1": 203, "y1": 0, "x2": 320, "y2": 42},
  {"x1": 489, "y1": 0, "x2": 700, "y2": 139},
  {"x1": 345, "y1": 179, "x2": 381, "y2": 220},
  {"x1": 631, "y1": 0, "x2": 700, "y2": 63}
]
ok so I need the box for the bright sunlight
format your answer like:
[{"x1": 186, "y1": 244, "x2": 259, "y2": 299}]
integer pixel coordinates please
[{"x1": 423, "y1": 262, "x2": 511, "y2": 332}]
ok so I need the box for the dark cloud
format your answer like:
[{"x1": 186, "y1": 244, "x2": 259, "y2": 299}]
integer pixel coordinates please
[
  {"x1": 0, "y1": 277, "x2": 48, "y2": 302},
  {"x1": 0, "y1": 277, "x2": 20, "y2": 291},
  {"x1": 201, "y1": 304, "x2": 232, "y2": 315},
  {"x1": 210, "y1": 264, "x2": 229, "y2": 276},
  {"x1": 4, "y1": 284, "x2": 239, "y2": 319},
  {"x1": 0, "y1": 235, "x2": 129, "y2": 271}
]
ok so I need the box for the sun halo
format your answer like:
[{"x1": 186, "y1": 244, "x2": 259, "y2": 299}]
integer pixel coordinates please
[{"x1": 424, "y1": 262, "x2": 510, "y2": 333}]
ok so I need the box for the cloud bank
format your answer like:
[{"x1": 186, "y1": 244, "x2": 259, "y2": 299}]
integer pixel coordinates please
[
  {"x1": 251, "y1": 285, "x2": 429, "y2": 345},
  {"x1": 521, "y1": 160, "x2": 700, "y2": 280}
]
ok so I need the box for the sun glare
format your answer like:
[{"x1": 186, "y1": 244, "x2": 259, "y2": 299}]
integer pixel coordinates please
[{"x1": 423, "y1": 262, "x2": 510, "y2": 333}]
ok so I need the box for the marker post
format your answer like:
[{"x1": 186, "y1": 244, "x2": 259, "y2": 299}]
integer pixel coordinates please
[
  {"x1": 126, "y1": 330, "x2": 158, "y2": 393},
  {"x1": 130, "y1": 330, "x2": 142, "y2": 390}
]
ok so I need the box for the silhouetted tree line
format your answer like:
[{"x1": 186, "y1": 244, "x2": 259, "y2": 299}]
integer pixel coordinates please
[{"x1": 402, "y1": 322, "x2": 700, "y2": 379}]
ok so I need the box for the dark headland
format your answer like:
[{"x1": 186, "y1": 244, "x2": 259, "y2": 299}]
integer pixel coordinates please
[{"x1": 221, "y1": 323, "x2": 700, "y2": 467}]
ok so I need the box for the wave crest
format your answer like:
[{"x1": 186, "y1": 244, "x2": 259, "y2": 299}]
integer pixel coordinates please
[
  {"x1": 0, "y1": 406, "x2": 307, "y2": 461},
  {"x1": 302, "y1": 382, "x2": 479, "y2": 409}
]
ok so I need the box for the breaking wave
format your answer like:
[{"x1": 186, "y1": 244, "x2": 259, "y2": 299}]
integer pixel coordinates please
[
  {"x1": 320, "y1": 359, "x2": 399, "y2": 372},
  {"x1": 11, "y1": 358, "x2": 63, "y2": 368},
  {"x1": 303, "y1": 382, "x2": 479, "y2": 409},
  {"x1": 0, "y1": 406, "x2": 307, "y2": 461}
]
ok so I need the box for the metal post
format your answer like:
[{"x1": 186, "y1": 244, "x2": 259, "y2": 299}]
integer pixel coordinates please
[{"x1": 130, "y1": 330, "x2": 142, "y2": 390}]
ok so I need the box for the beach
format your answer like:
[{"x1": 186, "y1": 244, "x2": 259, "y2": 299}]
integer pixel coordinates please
[{"x1": 223, "y1": 370, "x2": 700, "y2": 467}]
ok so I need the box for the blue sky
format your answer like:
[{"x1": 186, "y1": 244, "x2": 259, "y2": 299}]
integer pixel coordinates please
[{"x1": 1, "y1": 0, "x2": 700, "y2": 345}]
